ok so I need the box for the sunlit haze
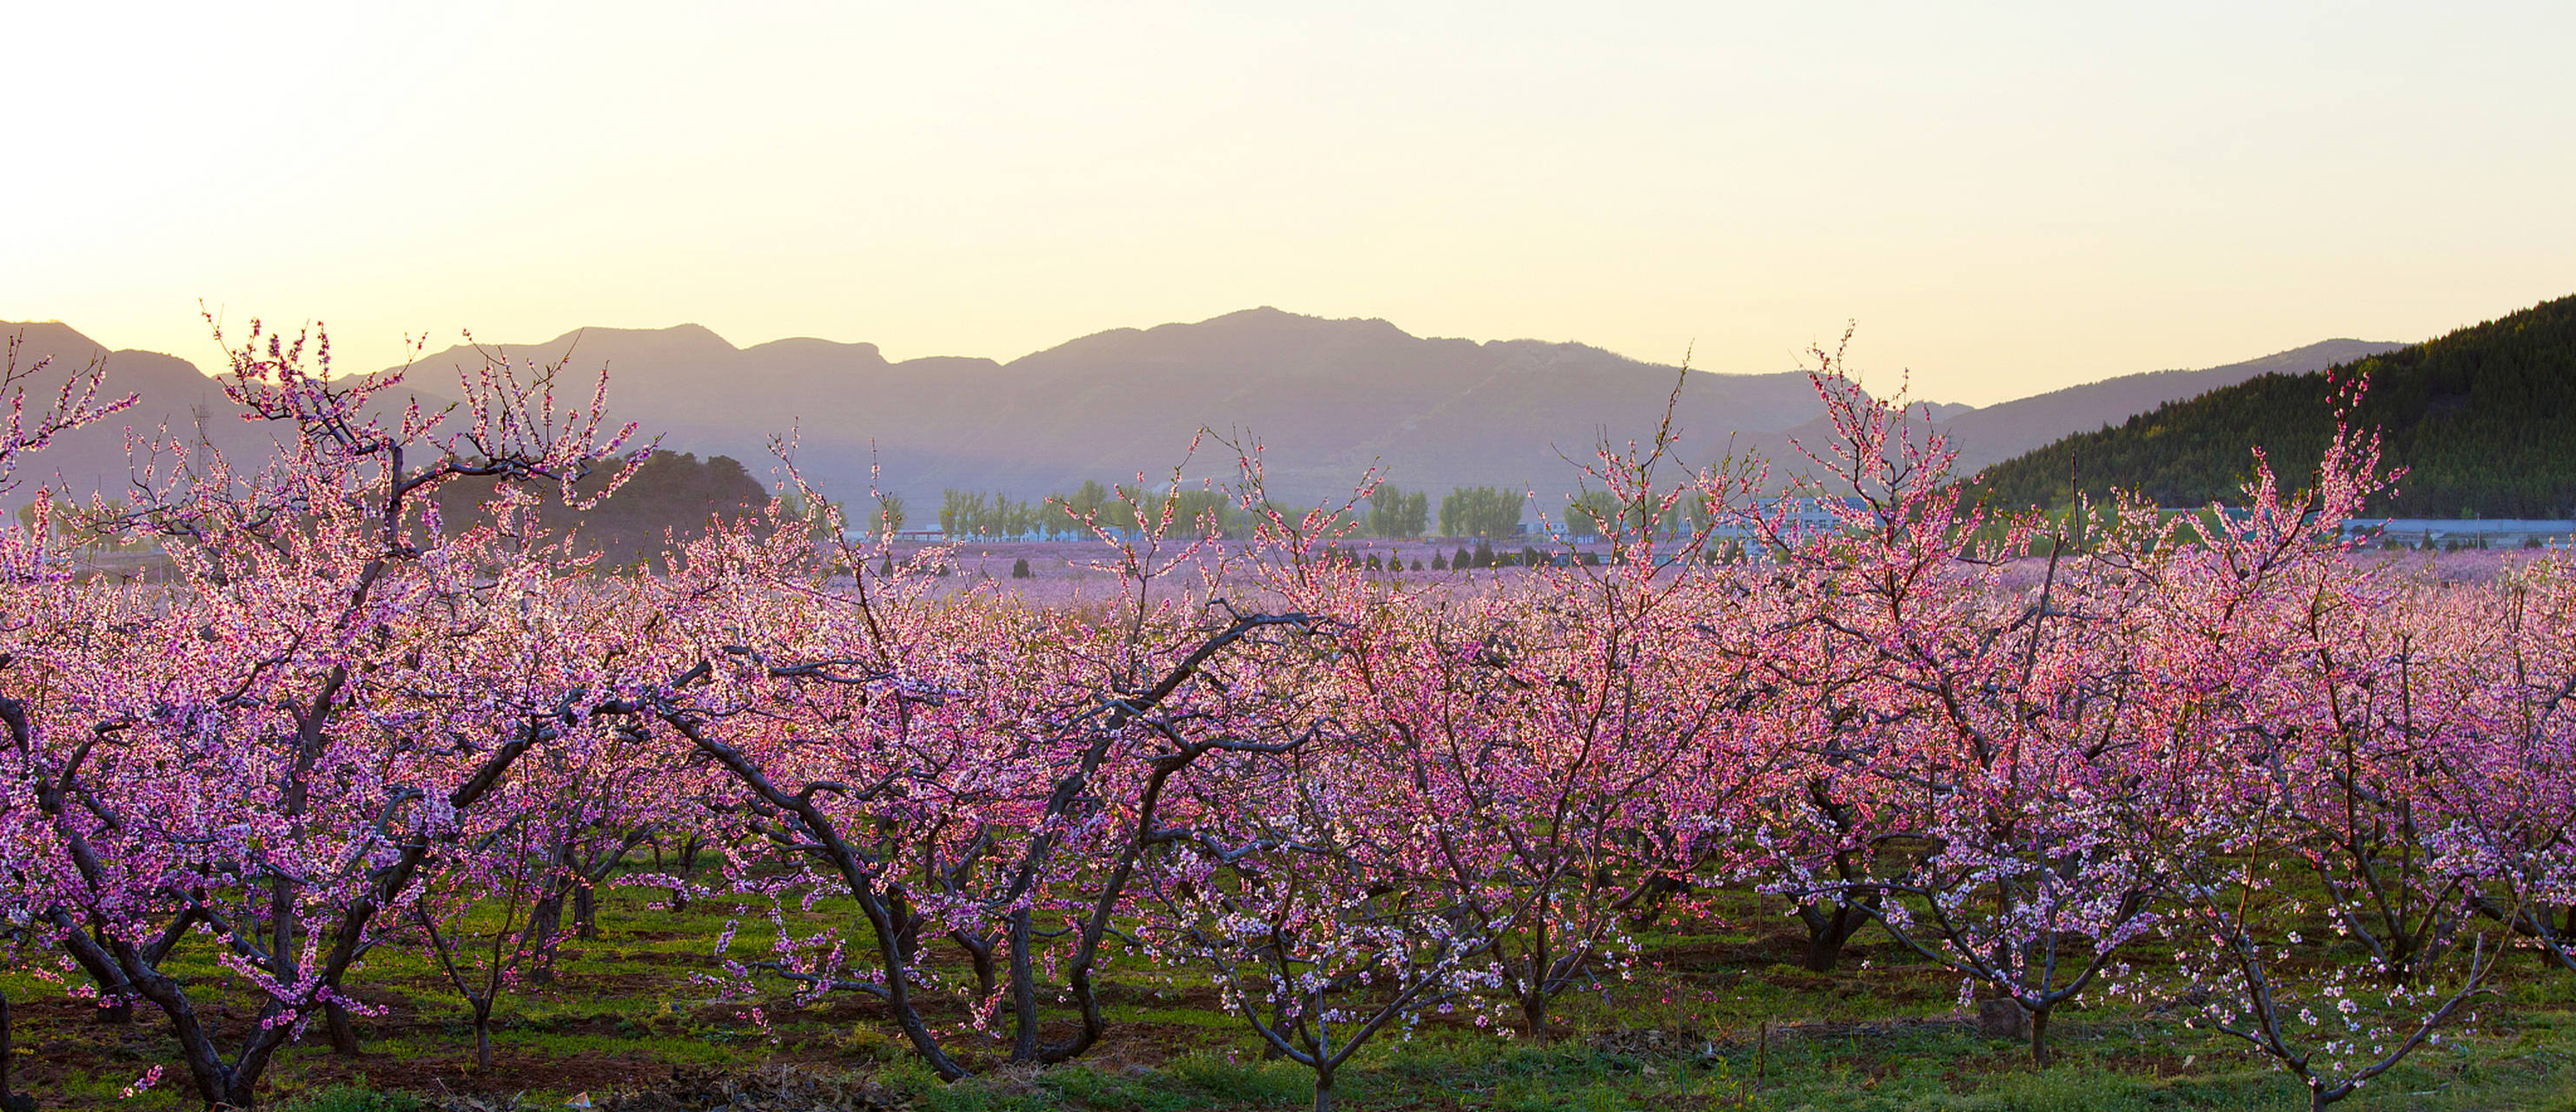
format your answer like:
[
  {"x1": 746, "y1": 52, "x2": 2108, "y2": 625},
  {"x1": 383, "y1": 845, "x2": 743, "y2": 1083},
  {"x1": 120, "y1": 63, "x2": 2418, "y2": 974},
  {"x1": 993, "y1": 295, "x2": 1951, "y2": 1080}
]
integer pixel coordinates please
[{"x1": 10, "y1": 2, "x2": 2571, "y2": 405}]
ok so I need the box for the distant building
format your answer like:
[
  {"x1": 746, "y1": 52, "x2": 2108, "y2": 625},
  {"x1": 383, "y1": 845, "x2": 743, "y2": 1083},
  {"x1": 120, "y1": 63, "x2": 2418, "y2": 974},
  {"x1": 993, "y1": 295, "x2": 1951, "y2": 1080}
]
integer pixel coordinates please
[
  {"x1": 844, "y1": 528, "x2": 950, "y2": 543},
  {"x1": 2340, "y1": 519, "x2": 2576, "y2": 549},
  {"x1": 1699, "y1": 496, "x2": 1872, "y2": 539}
]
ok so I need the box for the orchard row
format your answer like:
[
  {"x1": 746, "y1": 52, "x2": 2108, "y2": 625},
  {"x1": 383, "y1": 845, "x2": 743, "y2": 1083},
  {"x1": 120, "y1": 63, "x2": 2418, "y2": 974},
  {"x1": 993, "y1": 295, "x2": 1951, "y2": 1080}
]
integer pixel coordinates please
[{"x1": 0, "y1": 326, "x2": 2567, "y2": 1112}]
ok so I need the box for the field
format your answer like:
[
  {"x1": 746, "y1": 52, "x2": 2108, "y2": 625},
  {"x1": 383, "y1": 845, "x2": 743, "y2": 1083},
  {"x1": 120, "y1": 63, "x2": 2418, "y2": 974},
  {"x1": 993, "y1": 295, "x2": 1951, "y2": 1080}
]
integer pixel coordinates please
[{"x1": 7, "y1": 340, "x2": 2576, "y2": 1112}]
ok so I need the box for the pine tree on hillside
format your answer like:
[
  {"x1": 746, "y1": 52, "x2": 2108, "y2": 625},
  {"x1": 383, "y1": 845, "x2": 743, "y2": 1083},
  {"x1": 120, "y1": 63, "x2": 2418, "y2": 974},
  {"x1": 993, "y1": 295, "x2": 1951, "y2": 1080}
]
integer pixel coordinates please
[{"x1": 1971, "y1": 294, "x2": 2576, "y2": 518}]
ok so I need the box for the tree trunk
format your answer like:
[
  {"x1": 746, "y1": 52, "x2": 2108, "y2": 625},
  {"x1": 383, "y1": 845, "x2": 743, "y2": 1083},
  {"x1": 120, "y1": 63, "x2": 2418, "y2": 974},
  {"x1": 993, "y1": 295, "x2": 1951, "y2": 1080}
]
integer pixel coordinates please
[
  {"x1": 528, "y1": 838, "x2": 585, "y2": 975},
  {"x1": 269, "y1": 872, "x2": 301, "y2": 1004},
  {"x1": 326, "y1": 998, "x2": 361, "y2": 1055},
  {"x1": 523, "y1": 894, "x2": 564, "y2": 984},
  {"x1": 1523, "y1": 916, "x2": 1553, "y2": 1042},
  {"x1": 1312, "y1": 1063, "x2": 1335, "y2": 1112},
  {"x1": 574, "y1": 837, "x2": 641, "y2": 940},
  {"x1": 76, "y1": 925, "x2": 134, "y2": 1024},
  {"x1": 2027, "y1": 1005, "x2": 2050, "y2": 1068},
  {"x1": 660, "y1": 833, "x2": 689, "y2": 912},
  {"x1": 658, "y1": 835, "x2": 691, "y2": 913},
  {"x1": 1262, "y1": 976, "x2": 1288, "y2": 1060},
  {"x1": 956, "y1": 930, "x2": 997, "y2": 1000},
  {"x1": 897, "y1": 912, "x2": 924, "y2": 963},
  {"x1": 1007, "y1": 910, "x2": 1040, "y2": 1062},
  {"x1": 885, "y1": 888, "x2": 925, "y2": 963},
  {"x1": 1797, "y1": 899, "x2": 1871, "y2": 973}
]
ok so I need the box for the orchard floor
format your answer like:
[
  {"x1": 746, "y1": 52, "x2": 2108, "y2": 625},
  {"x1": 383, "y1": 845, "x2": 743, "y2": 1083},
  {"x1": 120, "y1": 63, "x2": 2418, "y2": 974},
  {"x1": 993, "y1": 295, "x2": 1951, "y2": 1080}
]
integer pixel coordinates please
[{"x1": 7, "y1": 879, "x2": 2574, "y2": 1112}]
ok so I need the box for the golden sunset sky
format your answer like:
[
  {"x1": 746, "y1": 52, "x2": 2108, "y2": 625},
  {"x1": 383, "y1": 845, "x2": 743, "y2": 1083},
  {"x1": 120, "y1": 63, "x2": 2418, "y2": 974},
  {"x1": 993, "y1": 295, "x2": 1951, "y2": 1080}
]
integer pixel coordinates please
[{"x1": 10, "y1": 2, "x2": 2571, "y2": 404}]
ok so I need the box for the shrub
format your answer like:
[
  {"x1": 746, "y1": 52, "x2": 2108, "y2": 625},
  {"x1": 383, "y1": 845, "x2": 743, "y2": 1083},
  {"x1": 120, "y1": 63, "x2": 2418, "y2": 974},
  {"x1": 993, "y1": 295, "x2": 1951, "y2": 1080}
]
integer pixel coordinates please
[{"x1": 275, "y1": 1083, "x2": 422, "y2": 1112}]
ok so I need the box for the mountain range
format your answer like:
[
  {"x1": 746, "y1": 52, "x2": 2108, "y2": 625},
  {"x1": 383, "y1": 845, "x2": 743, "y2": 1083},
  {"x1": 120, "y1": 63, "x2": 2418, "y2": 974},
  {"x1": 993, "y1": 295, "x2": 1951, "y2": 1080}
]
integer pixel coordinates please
[
  {"x1": 2, "y1": 309, "x2": 2402, "y2": 518},
  {"x1": 0, "y1": 321, "x2": 301, "y2": 504}
]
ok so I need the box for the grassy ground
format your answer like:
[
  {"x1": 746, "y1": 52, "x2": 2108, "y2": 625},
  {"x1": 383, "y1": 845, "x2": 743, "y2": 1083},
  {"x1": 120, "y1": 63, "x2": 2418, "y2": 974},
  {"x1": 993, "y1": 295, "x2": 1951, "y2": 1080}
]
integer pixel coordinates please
[{"x1": 7, "y1": 879, "x2": 2573, "y2": 1111}]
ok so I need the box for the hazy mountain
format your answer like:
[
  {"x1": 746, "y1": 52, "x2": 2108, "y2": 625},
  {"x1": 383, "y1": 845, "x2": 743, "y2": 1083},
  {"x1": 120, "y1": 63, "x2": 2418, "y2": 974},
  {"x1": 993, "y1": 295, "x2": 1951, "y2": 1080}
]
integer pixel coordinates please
[
  {"x1": 7, "y1": 308, "x2": 2419, "y2": 528},
  {"x1": 0, "y1": 322, "x2": 455, "y2": 506},
  {"x1": 390, "y1": 308, "x2": 1839, "y2": 509},
  {"x1": 0, "y1": 321, "x2": 273, "y2": 502}
]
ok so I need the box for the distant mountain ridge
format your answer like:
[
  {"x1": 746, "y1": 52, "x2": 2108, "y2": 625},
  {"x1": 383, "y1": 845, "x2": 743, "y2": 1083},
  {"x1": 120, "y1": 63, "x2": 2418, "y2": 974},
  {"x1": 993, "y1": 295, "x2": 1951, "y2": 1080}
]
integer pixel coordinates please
[
  {"x1": 5, "y1": 310, "x2": 2407, "y2": 522},
  {"x1": 384, "y1": 309, "x2": 2402, "y2": 512},
  {"x1": 1971, "y1": 295, "x2": 2576, "y2": 518},
  {"x1": 388, "y1": 308, "x2": 1842, "y2": 508},
  {"x1": 0, "y1": 321, "x2": 286, "y2": 500}
]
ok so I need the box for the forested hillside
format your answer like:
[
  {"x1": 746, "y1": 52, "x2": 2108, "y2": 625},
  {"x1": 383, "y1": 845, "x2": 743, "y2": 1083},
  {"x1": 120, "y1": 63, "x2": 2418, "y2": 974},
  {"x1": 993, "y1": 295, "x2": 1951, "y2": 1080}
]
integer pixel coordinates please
[
  {"x1": 432, "y1": 449, "x2": 770, "y2": 567},
  {"x1": 1972, "y1": 294, "x2": 2576, "y2": 517}
]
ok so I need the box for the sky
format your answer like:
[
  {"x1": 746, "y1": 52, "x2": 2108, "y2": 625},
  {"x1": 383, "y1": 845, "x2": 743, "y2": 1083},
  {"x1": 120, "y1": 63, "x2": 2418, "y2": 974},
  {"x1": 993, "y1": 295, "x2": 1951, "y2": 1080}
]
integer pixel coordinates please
[{"x1": 8, "y1": 2, "x2": 2572, "y2": 406}]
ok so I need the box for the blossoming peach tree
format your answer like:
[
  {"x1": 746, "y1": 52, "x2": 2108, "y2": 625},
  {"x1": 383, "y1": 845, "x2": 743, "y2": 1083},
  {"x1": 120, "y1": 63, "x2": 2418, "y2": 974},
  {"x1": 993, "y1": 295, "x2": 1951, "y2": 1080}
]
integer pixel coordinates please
[{"x1": 0, "y1": 321, "x2": 644, "y2": 1106}]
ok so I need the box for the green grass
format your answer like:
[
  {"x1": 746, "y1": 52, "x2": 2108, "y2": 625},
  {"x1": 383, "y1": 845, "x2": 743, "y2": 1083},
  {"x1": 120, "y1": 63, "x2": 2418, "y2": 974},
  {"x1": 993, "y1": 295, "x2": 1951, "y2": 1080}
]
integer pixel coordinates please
[
  {"x1": 864, "y1": 1028, "x2": 2576, "y2": 1112},
  {"x1": 270, "y1": 1084, "x2": 424, "y2": 1112},
  {"x1": 5, "y1": 875, "x2": 2572, "y2": 1111}
]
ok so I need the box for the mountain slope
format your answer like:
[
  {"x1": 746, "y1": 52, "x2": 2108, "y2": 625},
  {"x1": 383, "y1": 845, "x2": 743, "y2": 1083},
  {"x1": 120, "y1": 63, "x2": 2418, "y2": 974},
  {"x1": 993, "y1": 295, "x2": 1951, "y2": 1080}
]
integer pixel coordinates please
[
  {"x1": 399, "y1": 311, "x2": 2405, "y2": 513},
  {"x1": 0, "y1": 321, "x2": 281, "y2": 499},
  {"x1": 0, "y1": 321, "x2": 463, "y2": 505},
  {"x1": 12, "y1": 307, "x2": 2435, "y2": 526},
  {"x1": 1929, "y1": 339, "x2": 2404, "y2": 473},
  {"x1": 394, "y1": 308, "x2": 1839, "y2": 507},
  {"x1": 1971, "y1": 295, "x2": 2576, "y2": 517},
  {"x1": 1712, "y1": 338, "x2": 2404, "y2": 483}
]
